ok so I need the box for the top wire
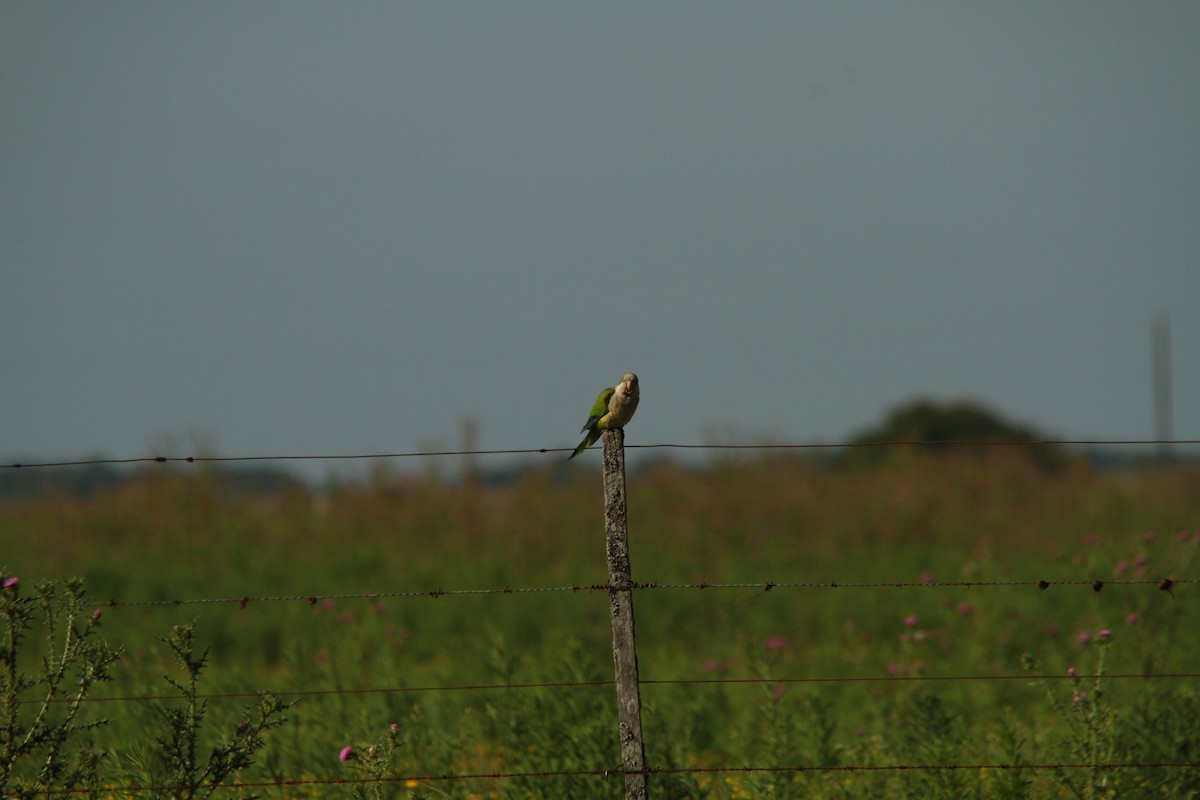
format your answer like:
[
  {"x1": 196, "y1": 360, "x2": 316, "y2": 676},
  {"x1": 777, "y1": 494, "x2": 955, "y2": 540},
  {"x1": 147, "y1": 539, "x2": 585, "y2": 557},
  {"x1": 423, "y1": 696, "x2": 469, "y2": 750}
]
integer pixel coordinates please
[{"x1": 3, "y1": 439, "x2": 1197, "y2": 470}]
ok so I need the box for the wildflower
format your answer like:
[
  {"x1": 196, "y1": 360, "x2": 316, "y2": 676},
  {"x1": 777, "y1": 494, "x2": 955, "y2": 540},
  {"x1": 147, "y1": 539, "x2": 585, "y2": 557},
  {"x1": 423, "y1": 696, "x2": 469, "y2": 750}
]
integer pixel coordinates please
[
  {"x1": 1096, "y1": 629, "x2": 1112, "y2": 641},
  {"x1": 904, "y1": 615, "x2": 919, "y2": 628},
  {"x1": 1067, "y1": 666, "x2": 1077, "y2": 677},
  {"x1": 1082, "y1": 533, "x2": 1098, "y2": 546},
  {"x1": 1178, "y1": 530, "x2": 1191, "y2": 543},
  {"x1": 1046, "y1": 624, "x2": 1060, "y2": 637},
  {"x1": 844, "y1": 619, "x2": 856, "y2": 631},
  {"x1": 390, "y1": 722, "x2": 399, "y2": 731},
  {"x1": 2, "y1": 576, "x2": 17, "y2": 590},
  {"x1": 1113, "y1": 560, "x2": 1129, "y2": 575},
  {"x1": 764, "y1": 635, "x2": 790, "y2": 651},
  {"x1": 886, "y1": 662, "x2": 899, "y2": 675},
  {"x1": 956, "y1": 601, "x2": 973, "y2": 616},
  {"x1": 1076, "y1": 631, "x2": 1091, "y2": 646},
  {"x1": 1126, "y1": 611, "x2": 1140, "y2": 625},
  {"x1": 919, "y1": 569, "x2": 934, "y2": 585},
  {"x1": 1134, "y1": 553, "x2": 1149, "y2": 566},
  {"x1": 90, "y1": 609, "x2": 102, "y2": 626},
  {"x1": 315, "y1": 649, "x2": 331, "y2": 664},
  {"x1": 1073, "y1": 692, "x2": 1086, "y2": 704},
  {"x1": 339, "y1": 745, "x2": 354, "y2": 762},
  {"x1": 1142, "y1": 531, "x2": 1157, "y2": 544}
]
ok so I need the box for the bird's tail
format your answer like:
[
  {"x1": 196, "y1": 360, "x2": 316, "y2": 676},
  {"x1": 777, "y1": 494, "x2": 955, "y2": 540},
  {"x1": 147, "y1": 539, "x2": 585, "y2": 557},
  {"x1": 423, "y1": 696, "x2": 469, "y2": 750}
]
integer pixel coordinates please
[{"x1": 568, "y1": 429, "x2": 600, "y2": 459}]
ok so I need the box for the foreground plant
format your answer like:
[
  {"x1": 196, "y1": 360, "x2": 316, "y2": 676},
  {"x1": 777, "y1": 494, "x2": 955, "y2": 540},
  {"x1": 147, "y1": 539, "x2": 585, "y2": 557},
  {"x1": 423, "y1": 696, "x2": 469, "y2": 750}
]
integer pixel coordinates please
[
  {"x1": 1023, "y1": 632, "x2": 1118, "y2": 800},
  {"x1": 0, "y1": 575, "x2": 120, "y2": 798},
  {"x1": 151, "y1": 623, "x2": 291, "y2": 799}
]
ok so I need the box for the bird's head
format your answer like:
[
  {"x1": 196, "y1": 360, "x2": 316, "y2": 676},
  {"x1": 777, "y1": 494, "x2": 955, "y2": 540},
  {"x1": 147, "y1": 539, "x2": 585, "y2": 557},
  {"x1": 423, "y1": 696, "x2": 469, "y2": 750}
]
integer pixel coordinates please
[{"x1": 619, "y1": 372, "x2": 639, "y2": 398}]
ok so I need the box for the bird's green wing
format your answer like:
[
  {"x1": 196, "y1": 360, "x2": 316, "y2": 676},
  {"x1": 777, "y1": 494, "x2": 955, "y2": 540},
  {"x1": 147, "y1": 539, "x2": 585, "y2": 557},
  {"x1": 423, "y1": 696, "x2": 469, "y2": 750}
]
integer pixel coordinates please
[
  {"x1": 580, "y1": 387, "x2": 616, "y2": 432},
  {"x1": 569, "y1": 386, "x2": 617, "y2": 459}
]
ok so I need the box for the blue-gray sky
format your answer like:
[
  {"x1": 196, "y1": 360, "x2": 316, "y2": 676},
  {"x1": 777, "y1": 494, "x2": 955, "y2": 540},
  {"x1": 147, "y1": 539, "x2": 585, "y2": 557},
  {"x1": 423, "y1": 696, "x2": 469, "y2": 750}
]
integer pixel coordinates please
[{"x1": 3, "y1": 3, "x2": 1197, "y2": 479}]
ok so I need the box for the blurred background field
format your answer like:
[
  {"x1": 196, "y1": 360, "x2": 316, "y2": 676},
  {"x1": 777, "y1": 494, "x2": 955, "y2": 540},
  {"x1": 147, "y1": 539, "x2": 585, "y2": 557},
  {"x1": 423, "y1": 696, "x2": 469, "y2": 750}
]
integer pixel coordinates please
[{"x1": 2, "y1": 435, "x2": 1198, "y2": 798}]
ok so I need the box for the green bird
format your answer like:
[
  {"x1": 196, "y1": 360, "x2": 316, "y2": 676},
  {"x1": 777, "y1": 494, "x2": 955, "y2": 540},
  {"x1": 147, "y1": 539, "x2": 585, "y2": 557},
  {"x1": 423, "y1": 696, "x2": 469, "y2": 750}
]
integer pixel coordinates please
[{"x1": 569, "y1": 372, "x2": 641, "y2": 459}]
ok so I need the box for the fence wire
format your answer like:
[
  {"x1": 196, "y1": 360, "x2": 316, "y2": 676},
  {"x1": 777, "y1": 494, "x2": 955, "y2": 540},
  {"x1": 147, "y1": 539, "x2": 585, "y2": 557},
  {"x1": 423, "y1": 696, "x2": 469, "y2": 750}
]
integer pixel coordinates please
[
  {"x1": 27, "y1": 759, "x2": 1200, "y2": 796},
  {"x1": 65, "y1": 574, "x2": 1190, "y2": 611},
  {"x1": 3, "y1": 437, "x2": 1198, "y2": 470}
]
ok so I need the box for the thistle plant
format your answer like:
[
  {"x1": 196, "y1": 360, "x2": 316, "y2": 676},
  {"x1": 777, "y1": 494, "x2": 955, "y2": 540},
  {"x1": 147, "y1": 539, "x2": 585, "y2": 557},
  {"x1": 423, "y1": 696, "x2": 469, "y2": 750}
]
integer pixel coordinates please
[
  {"x1": 151, "y1": 623, "x2": 291, "y2": 799},
  {"x1": 1022, "y1": 631, "x2": 1118, "y2": 800},
  {"x1": 0, "y1": 575, "x2": 120, "y2": 798}
]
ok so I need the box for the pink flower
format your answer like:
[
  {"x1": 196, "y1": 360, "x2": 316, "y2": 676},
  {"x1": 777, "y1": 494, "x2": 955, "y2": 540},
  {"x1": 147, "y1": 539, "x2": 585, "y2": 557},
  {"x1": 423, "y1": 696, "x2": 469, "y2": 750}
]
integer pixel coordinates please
[
  {"x1": 955, "y1": 601, "x2": 973, "y2": 616},
  {"x1": 1076, "y1": 631, "x2": 1091, "y2": 646},
  {"x1": 764, "y1": 635, "x2": 790, "y2": 651},
  {"x1": 315, "y1": 649, "x2": 331, "y2": 664},
  {"x1": 919, "y1": 569, "x2": 935, "y2": 585},
  {"x1": 1082, "y1": 534, "x2": 1098, "y2": 546},
  {"x1": 1046, "y1": 624, "x2": 1060, "y2": 637},
  {"x1": 1178, "y1": 530, "x2": 1191, "y2": 543},
  {"x1": 90, "y1": 609, "x2": 102, "y2": 626},
  {"x1": 1113, "y1": 560, "x2": 1129, "y2": 575},
  {"x1": 1134, "y1": 553, "x2": 1149, "y2": 566},
  {"x1": 2, "y1": 576, "x2": 17, "y2": 590},
  {"x1": 1126, "y1": 612, "x2": 1140, "y2": 625},
  {"x1": 904, "y1": 615, "x2": 919, "y2": 628},
  {"x1": 339, "y1": 745, "x2": 354, "y2": 763},
  {"x1": 1073, "y1": 692, "x2": 1086, "y2": 704},
  {"x1": 390, "y1": 722, "x2": 399, "y2": 731},
  {"x1": 1142, "y1": 531, "x2": 1157, "y2": 544},
  {"x1": 1096, "y1": 629, "x2": 1112, "y2": 641},
  {"x1": 1067, "y1": 666, "x2": 1078, "y2": 677}
]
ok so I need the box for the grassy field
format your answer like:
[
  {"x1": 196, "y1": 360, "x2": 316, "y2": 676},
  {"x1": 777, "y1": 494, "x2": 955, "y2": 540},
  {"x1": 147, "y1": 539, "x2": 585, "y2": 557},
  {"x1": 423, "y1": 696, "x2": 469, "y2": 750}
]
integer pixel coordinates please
[{"x1": 2, "y1": 450, "x2": 1198, "y2": 798}]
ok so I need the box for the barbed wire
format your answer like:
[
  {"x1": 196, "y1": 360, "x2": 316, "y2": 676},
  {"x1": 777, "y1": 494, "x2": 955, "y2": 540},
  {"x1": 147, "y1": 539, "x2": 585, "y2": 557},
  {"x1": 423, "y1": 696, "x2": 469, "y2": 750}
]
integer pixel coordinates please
[
  {"x1": 3, "y1": 438, "x2": 1197, "y2": 470},
  {"x1": 69, "y1": 575, "x2": 1188, "y2": 611},
  {"x1": 28, "y1": 759, "x2": 1200, "y2": 795}
]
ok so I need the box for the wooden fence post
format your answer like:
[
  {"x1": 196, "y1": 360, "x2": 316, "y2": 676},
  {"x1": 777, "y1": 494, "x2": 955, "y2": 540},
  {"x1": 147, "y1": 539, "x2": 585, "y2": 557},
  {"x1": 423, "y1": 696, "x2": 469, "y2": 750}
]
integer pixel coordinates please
[{"x1": 601, "y1": 428, "x2": 649, "y2": 799}]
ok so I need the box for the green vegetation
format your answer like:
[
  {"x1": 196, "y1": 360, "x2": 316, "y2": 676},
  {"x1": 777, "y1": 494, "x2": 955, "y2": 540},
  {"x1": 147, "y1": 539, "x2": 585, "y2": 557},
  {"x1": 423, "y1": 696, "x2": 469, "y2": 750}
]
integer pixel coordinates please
[{"x1": 2, "y1": 448, "x2": 1198, "y2": 798}]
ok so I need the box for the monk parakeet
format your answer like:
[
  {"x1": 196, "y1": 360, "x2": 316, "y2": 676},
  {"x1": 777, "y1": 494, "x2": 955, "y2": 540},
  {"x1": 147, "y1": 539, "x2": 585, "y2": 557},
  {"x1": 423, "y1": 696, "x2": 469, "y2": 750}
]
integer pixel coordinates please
[{"x1": 569, "y1": 372, "x2": 640, "y2": 459}]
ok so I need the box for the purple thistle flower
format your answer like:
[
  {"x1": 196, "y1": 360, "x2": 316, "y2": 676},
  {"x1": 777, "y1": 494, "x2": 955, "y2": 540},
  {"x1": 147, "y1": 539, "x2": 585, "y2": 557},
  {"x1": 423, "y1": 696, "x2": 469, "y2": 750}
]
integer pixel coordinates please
[
  {"x1": 904, "y1": 614, "x2": 919, "y2": 628},
  {"x1": 1067, "y1": 666, "x2": 1078, "y2": 677},
  {"x1": 339, "y1": 745, "x2": 354, "y2": 763},
  {"x1": 2, "y1": 576, "x2": 17, "y2": 590},
  {"x1": 1097, "y1": 629, "x2": 1113, "y2": 641},
  {"x1": 764, "y1": 635, "x2": 790, "y2": 651}
]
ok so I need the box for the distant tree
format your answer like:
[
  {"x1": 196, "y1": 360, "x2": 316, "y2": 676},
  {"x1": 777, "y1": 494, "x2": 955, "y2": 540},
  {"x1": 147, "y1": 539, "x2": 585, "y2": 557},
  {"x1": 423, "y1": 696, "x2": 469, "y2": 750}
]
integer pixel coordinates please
[{"x1": 845, "y1": 398, "x2": 1065, "y2": 467}]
